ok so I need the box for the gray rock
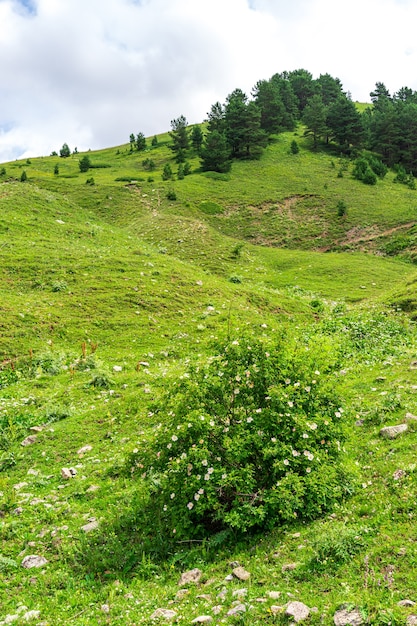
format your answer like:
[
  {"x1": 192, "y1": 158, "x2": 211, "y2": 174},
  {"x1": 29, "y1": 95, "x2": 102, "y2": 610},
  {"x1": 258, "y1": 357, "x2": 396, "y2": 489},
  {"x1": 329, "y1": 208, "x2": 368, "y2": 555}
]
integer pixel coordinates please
[
  {"x1": 405, "y1": 412, "x2": 417, "y2": 421},
  {"x1": 380, "y1": 424, "x2": 408, "y2": 439},
  {"x1": 101, "y1": 604, "x2": 110, "y2": 613},
  {"x1": 21, "y1": 435, "x2": 37, "y2": 447},
  {"x1": 191, "y1": 617, "x2": 212, "y2": 624},
  {"x1": 226, "y1": 604, "x2": 246, "y2": 616},
  {"x1": 334, "y1": 607, "x2": 364, "y2": 625},
  {"x1": 61, "y1": 467, "x2": 77, "y2": 479},
  {"x1": 407, "y1": 617, "x2": 417, "y2": 626},
  {"x1": 22, "y1": 610, "x2": 41, "y2": 622},
  {"x1": 286, "y1": 601, "x2": 310, "y2": 623},
  {"x1": 81, "y1": 520, "x2": 99, "y2": 533},
  {"x1": 21, "y1": 555, "x2": 48, "y2": 569},
  {"x1": 399, "y1": 599, "x2": 416, "y2": 607},
  {"x1": 267, "y1": 591, "x2": 281, "y2": 600},
  {"x1": 149, "y1": 608, "x2": 177, "y2": 620},
  {"x1": 282, "y1": 562, "x2": 298, "y2": 572},
  {"x1": 178, "y1": 568, "x2": 202, "y2": 586},
  {"x1": 232, "y1": 566, "x2": 250, "y2": 581},
  {"x1": 212, "y1": 606, "x2": 222, "y2": 615},
  {"x1": 271, "y1": 605, "x2": 284, "y2": 615},
  {"x1": 232, "y1": 588, "x2": 248, "y2": 598},
  {"x1": 77, "y1": 445, "x2": 93, "y2": 455},
  {"x1": 175, "y1": 589, "x2": 189, "y2": 601}
]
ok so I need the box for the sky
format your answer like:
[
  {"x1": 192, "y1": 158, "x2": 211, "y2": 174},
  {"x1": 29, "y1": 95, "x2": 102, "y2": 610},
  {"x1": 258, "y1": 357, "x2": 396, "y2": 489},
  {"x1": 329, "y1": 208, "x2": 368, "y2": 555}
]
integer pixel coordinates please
[{"x1": 1, "y1": 0, "x2": 417, "y2": 161}]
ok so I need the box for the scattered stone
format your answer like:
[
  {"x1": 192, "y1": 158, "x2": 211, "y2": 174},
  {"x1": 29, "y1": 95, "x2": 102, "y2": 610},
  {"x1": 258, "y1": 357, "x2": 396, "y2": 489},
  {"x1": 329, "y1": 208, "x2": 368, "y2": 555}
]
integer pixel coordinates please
[
  {"x1": 292, "y1": 532, "x2": 301, "y2": 538},
  {"x1": 196, "y1": 594, "x2": 211, "y2": 602},
  {"x1": 232, "y1": 566, "x2": 250, "y2": 581},
  {"x1": 355, "y1": 419, "x2": 364, "y2": 427},
  {"x1": 232, "y1": 589, "x2": 248, "y2": 598},
  {"x1": 405, "y1": 412, "x2": 417, "y2": 421},
  {"x1": 30, "y1": 426, "x2": 44, "y2": 432},
  {"x1": 113, "y1": 365, "x2": 122, "y2": 372},
  {"x1": 149, "y1": 608, "x2": 177, "y2": 621},
  {"x1": 21, "y1": 435, "x2": 37, "y2": 447},
  {"x1": 226, "y1": 604, "x2": 246, "y2": 616},
  {"x1": 22, "y1": 610, "x2": 41, "y2": 622},
  {"x1": 13, "y1": 507, "x2": 23, "y2": 515},
  {"x1": 267, "y1": 591, "x2": 281, "y2": 600},
  {"x1": 81, "y1": 520, "x2": 99, "y2": 533},
  {"x1": 217, "y1": 589, "x2": 227, "y2": 601},
  {"x1": 77, "y1": 445, "x2": 93, "y2": 455},
  {"x1": 286, "y1": 601, "x2": 310, "y2": 623},
  {"x1": 175, "y1": 589, "x2": 189, "y2": 601},
  {"x1": 333, "y1": 607, "x2": 364, "y2": 625},
  {"x1": 398, "y1": 600, "x2": 416, "y2": 607},
  {"x1": 61, "y1": 467, "x2": 77, "y2": 479},
  {"x1": 101, "y1": 604, "x2": 110, "y2": 613},
  {"x1": 224, "y1": 574, "x2": 234, "y2": 582},
  {"x1": 191, "y1": 617, "x2": 212, "y2": 624},
  {"x1": 393, "y1": 469, "x2": 406, "y2": 480},
  {"x1": 255, "y1": 597, "x2": 267, "y2": 603},
  {"x1": 407, "y1": 618, "x2": 417, "y2": 626},
  {"x1": 270, "y1": 605, "x2": 284, "y2": 615},
  {"x1": 212, "y1": 606, "x2": 222, "y2": 615},
  {"x1": 86, "y1": 484, "x2": 100, "y2": 493},
  {"x1": 229, "y1": 561, "x2": 240, "y2": 567},
  {"x1": 27, "y1": 469, "x2": 39, "y2": 476},
  {"x1": 13, "y1": 482, "x2": 28, "y2": 491},
  {"x1": 21, "y1": 555, "x2": 48, "y2": 569},
  {"x1": 4, "y1": 614, "x2": 19, "y2": 623},
  {"x1": 178, "y1": 568, "x2": 202, "y2": 586},
  {"x1": 282, "y1": 563, "x2": 298, "y2": 572},
  {"x1": 380, "y1": 424, "x2": 408, "y2": 439}
]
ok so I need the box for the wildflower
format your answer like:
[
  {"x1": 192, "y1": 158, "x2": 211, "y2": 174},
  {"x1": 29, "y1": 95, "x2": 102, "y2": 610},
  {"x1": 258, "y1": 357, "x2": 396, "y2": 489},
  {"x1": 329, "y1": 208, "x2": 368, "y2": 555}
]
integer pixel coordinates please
[
  {"x1": 187, "y1": 502, "x2": 194, "y2": 509},
  {"x1": 221, "y1": 473, "x2": 227, "y2": 480},
  {"x1": 247, "y1": 417, "x2": 253, "y2": 423},
  {"x1": 163, "y1": 505, "x2": 167, "y2": 511},
  {"x1": 180, "y1": 452, "x2": 187, "y2": 459},
  {"x1": 292, "y1": 449, "x2": 300, "y2": 457},
  {"x1": 335, "y1": 411, "x2": 341, "y2": 418},
  {"x1": 288, "y1": 401, "x2": 294, "y2": 408},
  {"x1": 234, "y1": 388, "x2": 240, "y2": 395},
  {"x1": 198, "y1": 488, "x2": 204, "y2": 495},
  {"x1": 302, "y1": 433, "x2": 309, "y2": 439},
  {"x1": 200, "y1": 416, "x2": 205, "y2": 421},
  {"x1": 167, "y1": 443, "x2": 172, "y2": 449},
  {"x1": 170, "y1": 493, "x2": 175, "y2": 499},
  {"x1": 306, "y1": 467, "x2": 311, "y2": 473},
  {"x1": 294, "y1": 382, "x2": 300, "y2": 387},
  {"x1": 232, "y1": 340, "x2": 239, "y2": 345},
  {"x1": 201, "y1": 459, "x2": 208, "y2": 466},
  {"x1": 304, "y1": 386, "x2": 311, "y2": 393},
  {"x1": 207, "y1": 467, "x2": 214, "y2": 474},
  {"x1": 285, "y1": 379, "x2": 291, "y2": 385},
  {"x1": 194, "y1": 494, "x2": 200, "y2": 501},
  {"x1": 235, "y1": 375, "x2": 241, "y2": 382},
  {"x1": 271, "y1": 437, "x2": 277, "y2": 443},
  {"x1": 314, "y1": 370, "x2": 320, "y2": 375},
  {"x1": 307, "y1": 422, "x2": 317, "y2": 430},
  {"x1": 187, "y1": 464, "x2": 193, "y2": 475},
  {"x1": 204, "y1": 473, "x2": 210, "y2": 480},
  {"x1": 255, "y1": 408, "x2": 262, "y2": 413},
  {"x1": 283, "y1": 459, "x2": 290, "y2": 466},
  {"x1": 171, "y1": 435, "x2": 178, "y2": 442},
  {"x1": 210, "y1": 420, "x2": 215, "y2": 427}
]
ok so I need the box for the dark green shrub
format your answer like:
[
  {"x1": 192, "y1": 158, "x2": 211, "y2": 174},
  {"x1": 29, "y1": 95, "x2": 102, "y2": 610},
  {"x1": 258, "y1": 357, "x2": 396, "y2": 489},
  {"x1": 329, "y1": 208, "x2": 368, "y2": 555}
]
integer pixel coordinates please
[
  {"x1": 79, "y1": 155, "x2": 91, "y2": 172},
  {"x1": 86, "y1": 177, "x2": 95, "y2": 185},
  {"x1": 54, "y1": 164, "x2": 59, "y2": 175},
  {"x1": 290, "y1": 140, "x2": 300, "y2": 154},
  {"x1": 129, "y1": 335, "x2": 349, "y2": 538},
  {"x1": 162, "y1": 163, "x2": 173, "y2": 181},
  {"x1": 337, "y1": 200, "x2": 347, "y2": 217},
  {"x1": 20, "y1": 170, "x2": 27, "y2": 182},
  {"x1": 166, "y1": 189, "x2": 177, "y2": 201}
]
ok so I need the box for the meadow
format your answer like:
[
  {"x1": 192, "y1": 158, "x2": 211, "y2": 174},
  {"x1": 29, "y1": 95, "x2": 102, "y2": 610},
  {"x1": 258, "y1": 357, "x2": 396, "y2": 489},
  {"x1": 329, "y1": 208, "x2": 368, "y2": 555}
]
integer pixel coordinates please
[{"x1": 1, "y1": 126, "x2": 417, "y2": 624}]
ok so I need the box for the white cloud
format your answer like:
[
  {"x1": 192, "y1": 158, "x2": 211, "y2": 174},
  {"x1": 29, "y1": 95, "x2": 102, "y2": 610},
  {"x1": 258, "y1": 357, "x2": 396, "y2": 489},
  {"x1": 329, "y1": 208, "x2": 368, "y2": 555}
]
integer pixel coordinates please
[{"x1": 1, "y1": 0, "x2": 417, "y2": 160}]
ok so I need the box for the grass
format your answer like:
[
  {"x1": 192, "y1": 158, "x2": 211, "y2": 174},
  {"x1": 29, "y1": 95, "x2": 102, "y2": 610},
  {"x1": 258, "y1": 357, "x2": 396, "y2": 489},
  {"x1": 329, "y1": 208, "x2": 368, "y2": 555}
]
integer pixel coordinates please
[{"x1": 1, "y1": 126, "x2": 417, "y2": 623}]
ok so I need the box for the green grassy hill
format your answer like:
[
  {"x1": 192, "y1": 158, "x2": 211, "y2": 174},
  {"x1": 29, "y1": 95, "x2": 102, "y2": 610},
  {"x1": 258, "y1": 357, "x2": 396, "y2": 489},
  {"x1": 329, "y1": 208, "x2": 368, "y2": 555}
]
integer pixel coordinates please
[{"x1": 1, "y1": 129, "x2": 417, "y2": 624}]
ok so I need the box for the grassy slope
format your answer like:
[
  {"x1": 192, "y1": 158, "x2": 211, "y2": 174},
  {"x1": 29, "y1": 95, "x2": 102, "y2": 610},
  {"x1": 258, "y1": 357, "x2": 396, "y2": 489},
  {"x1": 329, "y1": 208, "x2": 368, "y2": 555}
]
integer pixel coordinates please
[{"x1": 1, "y1": 131, "x2": 417, "y2": 624}]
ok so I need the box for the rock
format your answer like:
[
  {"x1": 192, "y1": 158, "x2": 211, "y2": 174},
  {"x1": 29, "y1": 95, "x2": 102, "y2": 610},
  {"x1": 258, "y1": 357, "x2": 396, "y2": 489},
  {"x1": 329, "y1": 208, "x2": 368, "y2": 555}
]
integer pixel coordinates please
[
  {"x1": 22, "y1": 610, "x2": 41, "y2": 622},
  {"x1": 113, "y1": 365, "x2": 122, "y2": 372},
  {"x1": 286, "y1": 601, "x2": 310, "y2": 623},
  {"x1": 282, "y1": 562, "x2": 298, "y2": 572},
  {"x1": 149, "y1": 608, "x2": 177, "y2": 620},
  {"x1": 267, "y1": 591, "x2": 281, "y2": 600},
  {"x1": 224, "y1": 574, "x2": 234, "y2": 581},
  {"x1": 271, "y1": 605, "x2": 284, "y2": 615},
  {"x1": 380, "y1": 424, "x2": 408, "y2": 439},
  {"x1": 101, "y1": 604, "x2": 110, "y2": 613},
  {"x1": 175, "y1": 589, "x2": 189, "y2": 601},
  {"x1": 77, "y1": 445, "x2": 93, "y2": 455},
  {"x1": 30, "y1": 426, "x2": 44, "y2": 432},
  {"x1": 407, "y1": 618, "x2": 417, "y2": 626},
  {"x1": 27, "y1": 469, "x2": 39, "y2": 476},
  {"x1": 13, "y1": 482, "x2": 28, "y2": 490},
  {"x1": 393, "y1": 469, "x2": 406, "y2": 480},
  {"x1": 21, "y1": 555, "x2": 48, "y2": 569},
  {"x1": 232, "y1": 566, "x2": 250, "y2": 581},
  {"x1": 398, "y1": 600, "x2": 416, "y2": 607},
  {"x1": 334, "y1": 607, "x2": 364, "y2": 625},
  {"x1": 61, "y1": 467, "x2": 77, "y2": 479},
  {"x1": 86, "y1": 484, "x2": 100, "y2": 492},
  {"x1": 406, "y1": 412, "x2": 417, "y2": 421},
  {"x1": 21, "y1": 435, "x2": 37, "y2": 447},
  {"x1": 232, "y1": 588, "x2": 248, "y2": 598},
  {"x1": 81, "y1": 520, "x2": 99, "y2": 533},
  {"x1": 196, "y1": 594, "x2": 211, "y2": 602},
  {"x1": 178, "y1": 568, "x2": 202, "y2": 586},
  {"x1": 212, "y1": 606, "x2": 222, "y2": 615},
  {"x1": 191, "y1": 617, "x2": 212, "y2": 624},
  {"x1": 226, "y1": 604, "x2": 246, "y2": 616},
  {"x1": 4, "y1": 615, "x2": 19, "y2": 623}
]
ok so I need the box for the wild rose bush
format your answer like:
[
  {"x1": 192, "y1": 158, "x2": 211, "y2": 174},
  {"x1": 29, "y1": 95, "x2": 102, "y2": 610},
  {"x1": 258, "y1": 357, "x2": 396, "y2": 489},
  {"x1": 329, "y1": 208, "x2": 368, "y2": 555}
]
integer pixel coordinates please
[{"x1": 130, "y1": 335, "x2": 349, "y2": 538}]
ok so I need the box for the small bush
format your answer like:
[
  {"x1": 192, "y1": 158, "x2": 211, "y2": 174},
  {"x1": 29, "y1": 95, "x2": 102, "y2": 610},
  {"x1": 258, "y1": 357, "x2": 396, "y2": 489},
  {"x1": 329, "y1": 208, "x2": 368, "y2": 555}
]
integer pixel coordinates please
[
  {"x1": 290, "y1": 140, "x2": 299, "y2": 154},
  {"x1": 228, "y1": 275, "x2": 242, "y2": 283},
  {"x1": 20, "y1": 170, "x2": 27, "y2": 182},
  {"x1": 162, "y1": 163, "x2": 173, "y2": 181},
  {"x1": 129, "y1": 335, "x2": 349, "y2": 538},
  {"x1": 85, "y1": 177, "x2": 95, "y2": 185},
  {"x1": 166, "y1": 189, "x2": 177, "y2": 201},
  {"x1": 307, "y1": 523, "x2": 373, "y2": 572},
  {"x1": 79, "y1": 155, "x2": 91, "y2": 173},
  {"x1": 51, "y1": 280, "x2": 67, "y2": 292},
  {"x1": 337, "y1": 200, "x2": 347, "y2": 217}
]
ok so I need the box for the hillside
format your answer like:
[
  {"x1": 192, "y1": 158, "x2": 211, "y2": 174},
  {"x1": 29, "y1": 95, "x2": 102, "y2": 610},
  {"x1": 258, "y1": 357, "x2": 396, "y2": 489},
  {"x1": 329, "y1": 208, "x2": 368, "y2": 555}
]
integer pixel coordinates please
[{"x1": 1, "y1": 129, "x2": 417, "y2": 625}]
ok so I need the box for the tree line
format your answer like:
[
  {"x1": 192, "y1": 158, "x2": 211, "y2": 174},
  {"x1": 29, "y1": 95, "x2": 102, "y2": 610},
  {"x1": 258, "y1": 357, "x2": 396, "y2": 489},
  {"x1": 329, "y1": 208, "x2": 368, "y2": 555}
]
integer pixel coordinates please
[{"x1": 151, "y1": 69, "x2": 417, "y2": 178}]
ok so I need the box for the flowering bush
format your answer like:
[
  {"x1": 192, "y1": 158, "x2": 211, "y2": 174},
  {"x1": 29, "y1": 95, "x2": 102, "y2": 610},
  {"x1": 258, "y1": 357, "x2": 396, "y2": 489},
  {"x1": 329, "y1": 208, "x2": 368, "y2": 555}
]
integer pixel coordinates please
[{"x1": 130, "y1": 335, "x2": 349, "y2": 538}]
